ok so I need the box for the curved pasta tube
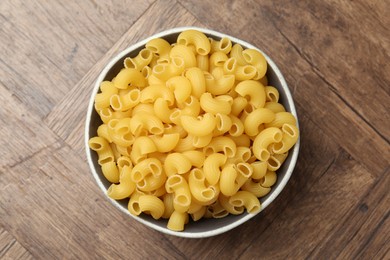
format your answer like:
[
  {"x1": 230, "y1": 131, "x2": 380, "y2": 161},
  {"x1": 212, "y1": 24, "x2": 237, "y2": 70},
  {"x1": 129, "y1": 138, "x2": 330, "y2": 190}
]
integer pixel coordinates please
[
  {"x1": 88, "y1": 136, "x2": 115, "y2": 165},
  {"x1": 219, "y1": 164, "x2": 239, "y2": 196},
  {"x1": 152, "y1": 57, "x2": 185, "y2": 81},
  {"x1": 113, "y1": 68, "x2": 147, "y2": 89},
  {"x1": 177, "y1": 30, "x2": 211, "y2": 55},
  {"x1": 203, "y1": 153, "x2": 227, "y2": 185},
  {"x1": 180, "y1": 113, "x2": 216, "y2": 137},
  {"x1": 173, "y1": 135, "x2": 195, "y2": 152},
  {"x1": 252, "y1": 127, "x2": 283, "y2": 161},
  {"x1": 205, "y1": 201, "x2": 228, "y2": 219},
  {"x1": 251, "y1": 161, "x2": 268, "y2": 179},
  {"x1": 128, "y1": 191, "x2": 143, "y2": 216},
  {"x1": 130, "y1": 136, "x2": 157, "y2": 164},
  {"x1": 209, "y1": 51, "x2": 228, "y2": 71},
  {"x1": 141, "y1": 65, "x2": 152, "y2": 79},
  {"x1": 204, "y1": 136, "x2": 237, "y2": 158},
  {"x1": 149, "y1": 133, "x2": 180, "y2": 153},
  {"x1": 107, "y1": 119, "x2": 134, "y2": 147},
  {"x1": 210, "y1": 37, "x2": 232, "y2": 54},
  {"x1": 241, "y1": 179, "x2": 271, "y2": 198},
  {"x1": 192, "y1": 134, "x2": 213, "y2": 148},
  {"x1": 225, "y1": 146, "x2": 251, "y2": 165},
  {"x1": 117, "y1": 156, "x2": 133, "y2": 172},
  {"x1": 182, "y1": 150, "x2": 205, "y2": 168},
  {"x1": 131, "y1": 158, "x2": 162, "y2": 183},
  {"x1": 223, "y1": 57, "x2": 257, "y2": 81},
  {"x1": 110, "y1": 89, "x2": 141, "y2": 111},
  {"x1": 166, "y1": 76, "x2": 192, "y2": 103},
  {"x1": 162, "y1": 193, "x2": 175, "y2": 219},
  {"x1": 272, "y1": 124, "x2": 299, "y2": 154},
  {"x1": 131, "y1": 103, "x2": 154, "y2": 116},
  {"x1": 101, "y1": 161, "x2": 120, "y2": 183},
  {"x1": 140, "y1": 85, "x2": 175, "y2": 106},
  {"x1": 164, "y1": 153, "x2": 192, "y2": 176},
  {"x1": 219, "y1": 194, "x2": 244, "y2": 215},
  {"x1": 167, "y1": 211, "x2": 188, "y2": 231},
  {"x1": 264, "y1": 112, "x2": 297, "y2": 128},
  {"x1": 228, "y1": 115, "x2": 245, "y2": 136},
  {"x1": 228, "y1": 191, "x2": 261, "y2": 214},
  {"x1": 137, "y1": 172, "x2": 167, "y2": 192},
  {"x1": 242, "y1": 49, "x2": 267, "y2": 79},
  {"x1": 153, "y1": 98, "x2": 174, "y2": 124},
  {"x1": 98, "y1": 107, "x2": 132, "y2": 124},
  {"x1": 244, "y1": 108, "x2": 276, "y2": 136},
  {"x1": 188, "y1": 168, "x2": 219, "y2": 204},
  {"x1": 213, "y1": 113, "x2": 232, "y2": 136},
  {"x1": 177, "y1": 95, "x2": 201, "y2": 117},
  {"x1": 124, "y1": 49, "x2": 153, "y2": 71},
  {"x1": 97, "y1": 124, "x2": 112, "y2": 143},
  {"x1": 200, "y1": 93, "x2": 233, "y2": 115},
  {"x1": 95, "y1": 81, "x2": 118, "y2": 110},
  {"x1": 138, "y1": 195, "x2": 165, "y2": 220},
  {"x1": 107, "y1": 165, "x2": 136, "y2": 199},
  {"x1": 190, "y1": 206, "x2": 207, "y2": 221},
  {"x1": 259, "y1": 171, "x2": 277, "y2": 188},
  {"x1": 196, "y1": 54, "x2": 209, "y2": 72},
  {"x1": 230, "y1": 43, "x2": 246, "y2": 65},
  {"x1": 265, "y1": 86, "x2": 279, "y2": 102},
  {"x1": 267, "y1": 152, "x2": 288, "y2": 171},
  {"x1": 145, "y1": 38, "x2": 171, "y2": 58},
  {"x1": 228, "y1": 134, "x2": 251, "y2": 147},
  {"x1": 170, "y1": 44, "x2": 197, "y2": 68},
  {"x1": 165, "y1": 175, "x2": 191, "y2": 213},
  {"x1": 185, "y1": 67, "x2": 206, "y2": 98},
  {"x1": 264, "y1": 102, "x2": 286, "y2": 113},
  {"x1": 235, "y1": 80, "x2": 266, "y2": 108},
  {"x1": 204, "y1": 71, "x2": 235, "y2": 95},
  {"x1": 130, "y1": 113, "x2": 164, "y2": 136}
]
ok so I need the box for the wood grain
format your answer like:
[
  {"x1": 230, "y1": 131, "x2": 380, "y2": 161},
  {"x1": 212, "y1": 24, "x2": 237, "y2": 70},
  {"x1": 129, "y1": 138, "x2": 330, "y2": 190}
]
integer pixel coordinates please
[{"x1": 0, "y1": 0, "x2": 389, "y2": 258}]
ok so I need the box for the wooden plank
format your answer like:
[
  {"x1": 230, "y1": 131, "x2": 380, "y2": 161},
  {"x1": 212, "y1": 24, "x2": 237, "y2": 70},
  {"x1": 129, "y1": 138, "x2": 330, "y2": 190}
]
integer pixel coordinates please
[
  {"x1": 237, "y1": 150, "x2": 374, "y2": 259},
  {"x1": 164, "y1": 114, "x2": 347, "y2": 258},
  {"x1": 44, "y1": 0, "x2": 203, "y2": 155},
  {"x1": 257, "y1": 0, "x2": 390, "y2": 142},
  {"x1": 0, "y1": 0, "x2": 154, "y2": 118},
  {"x1": 307, "y1": 168, "x2": 389, "y2": 259},
  {"x1": 180, "y1": 0, "x2": 389, "y2": 175},
  {"x1": 0, "y1": 227, "x2": 33, "y2": 260},
  {"x1": 0, "y1": 144, "x2": 185, "y2": 259},
  {"x1": 0, "y1": 82, "x2": 57, "y2": 171}
]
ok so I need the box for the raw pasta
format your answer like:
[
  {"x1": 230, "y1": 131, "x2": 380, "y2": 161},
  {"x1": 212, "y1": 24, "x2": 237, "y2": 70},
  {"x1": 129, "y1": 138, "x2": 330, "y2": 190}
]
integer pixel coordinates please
[{"x1": 89, "y1": 29, "x2": 299, "y2": 231}]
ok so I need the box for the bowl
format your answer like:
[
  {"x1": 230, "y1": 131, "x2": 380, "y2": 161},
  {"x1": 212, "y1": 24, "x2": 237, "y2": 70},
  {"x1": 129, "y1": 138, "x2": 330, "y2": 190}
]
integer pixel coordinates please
[{"x1": 85, "y1": 26, "x2": 300, "y2": 238}]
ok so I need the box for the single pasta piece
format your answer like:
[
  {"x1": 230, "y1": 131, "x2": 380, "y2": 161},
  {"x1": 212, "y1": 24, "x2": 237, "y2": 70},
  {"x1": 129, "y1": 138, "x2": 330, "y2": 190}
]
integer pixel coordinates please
[
  {"x1": 230, "y1": 43, "x2": 247, "y2": 65},
  {"x1": 167, "y1": 211, "x2": 189, "y2": 231},
  {"x1": 164, "y1": 153, "x2": 192, "y2": 176},
  {"x1": 177, "y1": 29, "x2": 211, "y2": 55},
  {"x1": 203, "y1": 153, "x2": 227, "y2": 185},
  {"x1": 272, "y1": 124, "x2": 299, "y2": 154},
  {"x1": 188, "y1": 168, "x2": 219, "y2": 204},
  {"x1": 219, "y1": 194, "x2": 245, "y2": 215},
  {"x1": 185, "y1": 67, "x2": 206, "y2": 98},
  {"x1": 166, "y1": 76, "x2": 192, "y2": 103},
  {"x1": 210, "y1": 37, "x2": 232, "y2": 54},
  {"x1": 113, "y1": 68, "x2": 147, "y2": 89},
  {"x1": 180, "y1": 113, "x2": 216, "y2": 137},
  {"x1": 138, "y1": 195, "x2": 165, "y2": 220},
  {"x1": 131, "y1": 158, "x2": 162, "y2": 183},
  {"x1": 145, "y1": 38, "x2": 171, "y2": 58},
  {"x1": 242, "y1": 49, "x2": 267, "y2": 79},
  {"x1": 200, "y1": 93, "x2": 233, "y2": 115},
  {"x1": 235, "y1": 80, "x2": 266, "y2": 109},
  {"x1": 165, "y1": 175, "x2": 191, "y2": 213},
  {"x1": 101, "y1": 161, "x2": 120, "y2": 183},
  {"x1": 229, "y1": 191, "x2": 261, "y2": 214},
  {"x1": 88, "y1": 136, "x2": 115, "y2": 165},
  {"x1": 252, "y1": 127, "x2": 283, "y2": 162},
  {"x1": 244, "y1": 108, "x2": 275, "y2": 136},
  {"x1": 203, "y1": 136, "x2": 237, "y2": 158},
  {"x1": 140, "y1": 84, "x2": 175, "y2": 106},
  {"x1": 107, "y1": 165, "x2": 136, "y2": 199},
  {"x1": 124, "y1": 48, "x2": 153, "y2": 71},
  {"x1": 264, "y1": 112, "x2": 297, "y2": 128},
  {"x1": 169, "y1": 44, "x2": 197, "y2": 68}
]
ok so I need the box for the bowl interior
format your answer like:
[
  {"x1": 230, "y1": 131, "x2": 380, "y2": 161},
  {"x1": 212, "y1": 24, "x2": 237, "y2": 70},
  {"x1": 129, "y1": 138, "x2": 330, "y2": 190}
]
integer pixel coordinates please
[{"x1": 86, "y1": 27, "x2": 299, "y2": 238}]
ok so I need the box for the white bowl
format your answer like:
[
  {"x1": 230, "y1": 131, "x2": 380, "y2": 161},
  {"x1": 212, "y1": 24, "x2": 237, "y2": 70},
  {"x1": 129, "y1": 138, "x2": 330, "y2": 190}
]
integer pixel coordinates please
[{"x1": 85, "y1": 26, "x2": 300, "y2": 238}]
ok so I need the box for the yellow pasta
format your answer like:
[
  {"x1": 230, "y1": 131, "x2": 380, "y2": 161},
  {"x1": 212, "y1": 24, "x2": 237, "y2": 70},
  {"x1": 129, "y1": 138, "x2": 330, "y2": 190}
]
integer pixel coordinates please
[{"x1": 89, "y1": 29, "x2": 299, "y2": 232}]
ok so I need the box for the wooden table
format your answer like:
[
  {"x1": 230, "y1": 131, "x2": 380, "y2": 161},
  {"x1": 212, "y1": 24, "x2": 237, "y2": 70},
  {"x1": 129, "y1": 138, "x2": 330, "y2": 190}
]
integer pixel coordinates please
[{"x1": 1, "y1": 1, "x2": 389, "y2": 259}]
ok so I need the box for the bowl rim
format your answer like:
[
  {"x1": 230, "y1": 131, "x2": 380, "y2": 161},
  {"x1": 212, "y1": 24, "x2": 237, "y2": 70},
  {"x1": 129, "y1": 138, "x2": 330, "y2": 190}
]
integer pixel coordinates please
[{"x1": 85, "y1": 26, "x2": 300, "y2": 238}]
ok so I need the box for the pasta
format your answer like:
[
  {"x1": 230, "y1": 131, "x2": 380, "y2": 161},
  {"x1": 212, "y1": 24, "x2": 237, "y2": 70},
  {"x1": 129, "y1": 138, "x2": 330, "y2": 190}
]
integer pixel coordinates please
[{"x1": 89, "y1": 29, "x2": 299, "y2": 232}]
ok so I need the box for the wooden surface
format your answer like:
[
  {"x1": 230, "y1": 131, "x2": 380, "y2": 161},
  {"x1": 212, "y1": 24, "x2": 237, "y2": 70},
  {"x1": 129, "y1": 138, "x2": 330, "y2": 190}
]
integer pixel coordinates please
[{"x1": 0, "y1": 0, "x2": 389, "y2": 259}]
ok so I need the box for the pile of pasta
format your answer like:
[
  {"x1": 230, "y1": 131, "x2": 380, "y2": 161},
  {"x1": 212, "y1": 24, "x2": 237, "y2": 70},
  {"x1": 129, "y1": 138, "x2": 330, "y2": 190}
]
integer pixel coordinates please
[{"x1": 89, "y1": 29, "x2": 299, "y2": 231}]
